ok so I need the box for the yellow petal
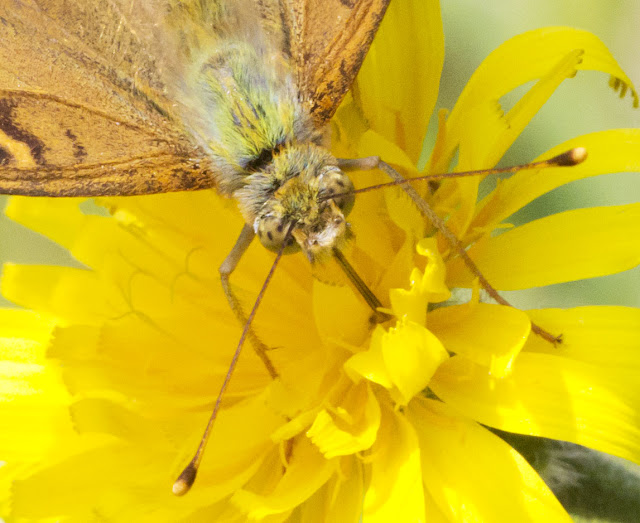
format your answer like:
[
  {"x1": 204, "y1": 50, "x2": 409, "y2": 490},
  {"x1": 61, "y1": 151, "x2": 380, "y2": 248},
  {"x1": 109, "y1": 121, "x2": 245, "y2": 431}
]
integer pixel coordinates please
[
  {"x1": 8, "y1": 441, "x2": 239, "y2": 522},
  {"x1": 9, "y1": 443, "x2": 132, "y2": 519},
  {"x1": 0, "y1": 308, "x2": 54, "y2": 361},
  {"x1": 413, "y1": 237, "x2": 451, "y2": 303},
  {"x1": 2, "y1": 264, "x2": 123, "y2": 323},
  {"x1": 457, "y1": 48, "x2": 584, "y2": 170},
  {"x1": 231, "y1": 437, "x2": 334, "y2": 519},
  {"x1": 408, "y1": 398, "x2": 571, "y2": 522},
  {"x1": 431, "y1": 354, "x2": 640, "y2": 465},
  {"x1": 0, "y1": 311, "x2": 75, "y2": 461},
  {"x1": 345, "y1": 173, "x2": 398, "y2": 269},
  {"x1": 447, "y1": 204, "x2": 640, "y2": 289},
  {"x1": 524, "y1": 306, "x2": 640, "y2": 369},
  {"x1": 381, "y1": 319, "x2": 449, "y2": 405},
  {"x1": 379, "y1": 239, "x2": 419, "y2": 310},
  {"x1": 436, "y1": 27, "x2": 637, "y2": 172},
  {"x1": 345, "y1": 326, "x2": 394, "y2": 389},
  {"x1": 472, "y1": 129, "x2": 640, "y2": 232},
  {"x1": 70, "y1": 398, "x2": 169, "y2": 446},
  {"x1": 172, "y1": 393, "x2": 289, "y2": 501},
  {"x1": 8, "y1": 392, "x2": 283, "y2": 519},
  {"x1": 478, "y1": 49, "x2": 583, "y2": 167},
  {"x1": 5, "y1": 196, "x2": 87, "y2": 250},
  {"x1": 55, "y1": 320, "x2": 272, "y2": 408},
  {"x1": 297, "y1": 457, "x2": 364, "y2": 523},
  {"x1": 364, "y1": 402, "x2": 425, "y2": 522},
  {"x1": 389, "y1": 238, "x2": 451, "y2": 323},
  {"x1": 8, "y1": 393, "x2": 285, "y2": 520},
  {"x1": 313, "y1": 278, "x2": 372, "y2": 348},
  {"x1": 353, "y1": 0, "x2": 444, "y2": 163},
  {"x1": 434, "y1": 177, "x2": 482, "y2": 245},
  {"x1": 98, "y1": 191, "x2": 245, "y2": 265},
  {"x1": 389, "y1": 282, "x2": 428, "y2": 327},
  {"x1": 422, "y1": 486, "x2": 450, "y2": 523},
  {"x1": 428, "y1": 302, "x2": 531, "y2": 377},
  {"x1": 357, "y1": 128, "x2": 418, "y2": 171},
  {"x1": 347, "y1": 317, "x2": 449, "y2": 407},
  {"x1": 307, "y1": 381, "x2": 381, "y2": 458}
]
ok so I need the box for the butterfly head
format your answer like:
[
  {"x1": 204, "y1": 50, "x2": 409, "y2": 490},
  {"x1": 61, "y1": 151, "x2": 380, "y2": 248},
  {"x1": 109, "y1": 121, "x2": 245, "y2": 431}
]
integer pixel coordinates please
[{"x1": 246, "y1": 145, "x2": 355, "y2": 263}]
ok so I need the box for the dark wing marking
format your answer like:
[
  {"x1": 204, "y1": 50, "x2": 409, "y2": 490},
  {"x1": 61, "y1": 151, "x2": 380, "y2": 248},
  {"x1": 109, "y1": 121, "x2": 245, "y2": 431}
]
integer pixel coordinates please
[{"x1": 0, "y1": 0, "x2": 215, "y2": 196}]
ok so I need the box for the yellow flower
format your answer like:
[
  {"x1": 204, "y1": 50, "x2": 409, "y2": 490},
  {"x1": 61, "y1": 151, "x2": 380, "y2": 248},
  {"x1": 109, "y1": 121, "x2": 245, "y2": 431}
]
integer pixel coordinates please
[{"x1": 1, "y1": 1, "x2": 640, "y2": 521}]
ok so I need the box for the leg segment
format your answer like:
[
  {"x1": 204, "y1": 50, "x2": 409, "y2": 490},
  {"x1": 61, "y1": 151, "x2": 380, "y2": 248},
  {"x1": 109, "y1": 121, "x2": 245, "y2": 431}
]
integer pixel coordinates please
[
  {"x1": 337, "y1": 157, "x2": 561, "y2": 345},
  {"x1": 219, "y1": 224, "x2": 278, "y2": 378}
]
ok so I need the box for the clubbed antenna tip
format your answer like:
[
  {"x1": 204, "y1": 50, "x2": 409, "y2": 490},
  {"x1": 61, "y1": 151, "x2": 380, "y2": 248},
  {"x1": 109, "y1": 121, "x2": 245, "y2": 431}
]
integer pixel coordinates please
[
  {"x1": 551, "y1": 147, "x2": 588, "y2": 167},
  {"x1": 172, "y1": 463, "x2": 197, "y2": 496}
]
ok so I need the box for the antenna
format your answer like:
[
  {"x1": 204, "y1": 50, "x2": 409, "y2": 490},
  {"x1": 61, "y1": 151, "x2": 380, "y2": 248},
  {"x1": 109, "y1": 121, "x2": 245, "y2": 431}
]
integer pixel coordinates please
[
  {"x1": 172, "y1": 222, "x2": 296, "y2": 496},
  {"x1": 331, "y1": 147, "x2": 588, "y2": 200},
  {"x1": 336, "y1": 147, "x2": 588, "y2": 345}
]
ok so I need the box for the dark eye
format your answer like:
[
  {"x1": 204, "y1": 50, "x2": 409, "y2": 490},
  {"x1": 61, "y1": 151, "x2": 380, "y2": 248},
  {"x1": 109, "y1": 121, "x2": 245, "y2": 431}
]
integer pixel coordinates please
[
  {"x1": 256, "y1": 216, "x2": 300, "y2": 254},
  {"x1": 322, "y1": 169, "x2": 355, "y2": 216}
]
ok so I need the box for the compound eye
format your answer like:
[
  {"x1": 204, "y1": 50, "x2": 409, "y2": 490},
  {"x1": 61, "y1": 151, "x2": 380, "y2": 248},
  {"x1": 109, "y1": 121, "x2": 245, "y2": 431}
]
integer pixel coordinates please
[
  {"x1": 322, "y1": 169, "x2": 355, "y2": 216},
  {"x1": 255, "y1": 215, "x2": 299, "y2": 254}
]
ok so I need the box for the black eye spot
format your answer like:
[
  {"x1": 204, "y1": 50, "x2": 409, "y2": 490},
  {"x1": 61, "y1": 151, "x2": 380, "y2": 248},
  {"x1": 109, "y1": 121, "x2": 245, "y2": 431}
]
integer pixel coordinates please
[
  {"x1": 336, "y1": 179, "x2": 345, "y2": 187},
  {"x1": 328, "y1": 188, "x2": 335, "y2": 195},
  {"x1": 267, "y1": 231, "x2": 273, "y2": 241},
  {"x1": 277, "y1": 223, "x2": 284, "y2": 233}
]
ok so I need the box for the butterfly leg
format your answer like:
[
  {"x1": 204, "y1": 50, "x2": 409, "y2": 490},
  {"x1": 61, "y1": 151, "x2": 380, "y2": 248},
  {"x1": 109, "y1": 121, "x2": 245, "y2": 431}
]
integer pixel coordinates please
[
  {"x1": 337, "y1": 156, "x2": 561, "y2": 345},
  {"x1": 220, "y1": 224, "x2": 278, "y2": 378}
]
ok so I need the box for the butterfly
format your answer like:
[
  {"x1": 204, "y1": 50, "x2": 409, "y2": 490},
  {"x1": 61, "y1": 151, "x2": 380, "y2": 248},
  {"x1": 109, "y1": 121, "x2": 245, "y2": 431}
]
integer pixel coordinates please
[
  {"x1": 0, "y1": 0, "x2": 395, "y2": 321},
  {"x1": 0, "y1": 0, "x2": 585, "y2": 494},
  {"x1": 0, "y1": 0, "x2": 395, "y2": 492}
]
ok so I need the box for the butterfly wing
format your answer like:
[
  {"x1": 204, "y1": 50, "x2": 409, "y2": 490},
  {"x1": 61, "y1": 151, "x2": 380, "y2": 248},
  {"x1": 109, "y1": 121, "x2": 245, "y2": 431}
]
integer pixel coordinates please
[
  {"x1": 257, "y1": 0, "x2": 391, "y2": 125},
  {"x1": 0, "y1": 0, "x2": 389, "y2": 197},
  {"x1": 0, "y1": 0, "x2": 215, "y2": 196}
]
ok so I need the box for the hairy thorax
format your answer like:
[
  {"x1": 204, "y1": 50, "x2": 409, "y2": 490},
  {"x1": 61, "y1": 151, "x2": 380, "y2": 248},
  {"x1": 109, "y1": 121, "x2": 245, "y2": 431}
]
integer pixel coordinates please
[{"x1": 191, "y1": 40, "x2": 355, "y2": 261}]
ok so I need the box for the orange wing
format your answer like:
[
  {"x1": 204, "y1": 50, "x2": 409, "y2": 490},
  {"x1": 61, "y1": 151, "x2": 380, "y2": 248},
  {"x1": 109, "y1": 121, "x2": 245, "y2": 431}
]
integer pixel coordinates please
[
  {"x1": 0, "y1": 0, "x2": 215, "y2": 196},
  {"x1": 257, "y1": 0, "x2": 391, "y2": 125},
  {"x1": 0, "y1": 0, "x2": 389, "y2": 197}
]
